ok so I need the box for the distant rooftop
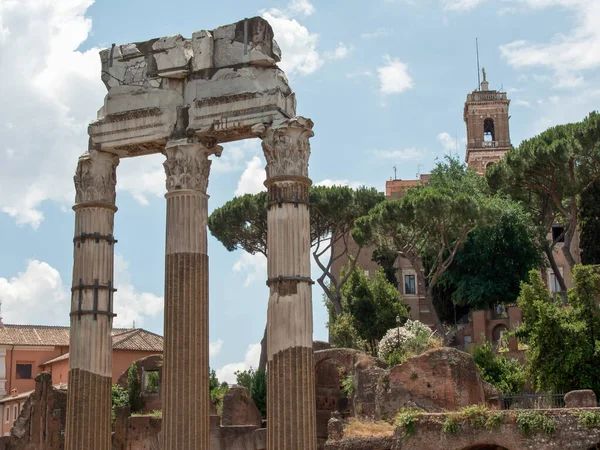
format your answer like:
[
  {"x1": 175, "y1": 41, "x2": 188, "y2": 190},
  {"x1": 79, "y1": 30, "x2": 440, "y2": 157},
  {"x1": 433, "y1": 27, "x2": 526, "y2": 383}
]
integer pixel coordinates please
[{"x1": 0, "y1": 325, "x2": 162, "y2": 353}]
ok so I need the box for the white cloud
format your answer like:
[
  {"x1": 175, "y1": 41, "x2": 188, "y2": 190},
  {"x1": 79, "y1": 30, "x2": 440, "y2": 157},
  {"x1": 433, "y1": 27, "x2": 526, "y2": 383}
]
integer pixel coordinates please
[
  {"x1": 210, "y1": 339, "x2": 224, "y2": 358},
  {"x1": 112, "y1": 254, "x2": 164, "y2": 328},
  {"x1": 499, "y1": 1, "x2": 600, "y2": 89},
  {"x1": 288, "y1": 0, "x2": 315, "y2": 16},
  {"x1": 316, "y1": 179, "x2": 363, "y2": 189},
  {"x1": 262, "y1": 0, "x2": 322, "y2": 76},
  {"x1": 324, "y1": 42, "x2": 351, "y2": 60},
  {"x1": 374, "y1": 148, "x2": 422, "y2": 160},
  {"x1": 0, "y1": 0, "x2": 189, "y2": 227},
  {"x1": 437, "y1": 133, "x2": 466, "y2": 155},
  {"x1": 0, "y1": 260, "x2": 69, "y2": 325},
  {"x1": 235, "y1": 156, "x2": 266, "y2": 196},
  {"x1": 213, "y1": 139, "x2": 262, "y2": 174},
  {"x1": 233, "y1": 252, "x2": 267, "y2": 287},
  {"x1": 216, "y1": 342, "x2": 261, "y2": 384},
  {"x1": 377, "y1": 56, "x2": 413, "y2": 95},
  {"x1": 443, "y1": 0, "x2": 487, "y2": 10}
]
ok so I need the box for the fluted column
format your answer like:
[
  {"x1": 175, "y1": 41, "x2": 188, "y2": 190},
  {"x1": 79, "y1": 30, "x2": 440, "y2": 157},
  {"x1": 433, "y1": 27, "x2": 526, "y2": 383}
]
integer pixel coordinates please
[
  {"x1": 65, "y1": 150, "x2": 119, "y2": 450},
  {"x1": 162, "y1": 139, "x2": 219, "y2": 450},
  {"x1": 255, "y1": 117, "x2": 317, "y2": 450}
]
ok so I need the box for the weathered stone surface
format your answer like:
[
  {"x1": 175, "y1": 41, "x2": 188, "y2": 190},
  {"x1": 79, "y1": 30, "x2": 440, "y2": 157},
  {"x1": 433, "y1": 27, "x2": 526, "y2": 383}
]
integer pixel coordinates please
[
  {"x1": 4, "y1": 372, "x2": 67, "y2": 450},
  {"x1": 221, "y1": 386, "x2": 263, "y2": 427},
  {"x1": 564, "y1": 389, "x2": 598, "y2": 408},
  {"x1": 325, "y1": 409, "x2": 600, "y2": 450},
  {"x1": 353, "y1": 348, "x2": 488, "y2": 419},
  {"x1": 91, "y1": 17, "x2": 295, "y2": 155},
  {"x1": 314, "y1": 340, "x2": 333, "y2": 351}
]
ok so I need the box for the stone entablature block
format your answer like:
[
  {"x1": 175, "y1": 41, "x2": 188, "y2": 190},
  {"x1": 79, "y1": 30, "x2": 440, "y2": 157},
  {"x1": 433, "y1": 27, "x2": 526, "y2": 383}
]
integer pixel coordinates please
[{"x1": 89, "y1": 17, "x2": 296, "y2": 157}]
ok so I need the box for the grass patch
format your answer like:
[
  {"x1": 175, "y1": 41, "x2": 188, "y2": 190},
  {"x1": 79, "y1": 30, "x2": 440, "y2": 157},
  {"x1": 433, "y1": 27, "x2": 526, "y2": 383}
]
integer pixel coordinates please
[
  {"x1": 516, "y1": 411, "x2": 555, "y2": 435},
  {"x1": 132, "y1": 410, "x2": 162, "y2": 419},
  {"x1": 344, "y1": 418, "x2": 394, "y2": 437}
]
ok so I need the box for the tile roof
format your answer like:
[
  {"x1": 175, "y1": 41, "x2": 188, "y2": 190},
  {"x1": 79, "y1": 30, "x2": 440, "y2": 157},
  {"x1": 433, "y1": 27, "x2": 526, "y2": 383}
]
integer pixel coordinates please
[{"x1": 0, "y1": 325, "x2": 162, "y2": 354}]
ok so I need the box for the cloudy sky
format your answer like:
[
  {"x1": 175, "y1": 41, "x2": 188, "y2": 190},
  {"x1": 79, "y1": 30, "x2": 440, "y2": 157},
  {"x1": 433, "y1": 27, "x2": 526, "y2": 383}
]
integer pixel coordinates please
[{"x1": 0, "y1": 0, "x2": 598, "y2": 383}]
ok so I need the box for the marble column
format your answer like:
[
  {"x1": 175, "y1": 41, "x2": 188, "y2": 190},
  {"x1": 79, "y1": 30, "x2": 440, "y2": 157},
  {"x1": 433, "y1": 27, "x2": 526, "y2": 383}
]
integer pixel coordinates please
[
  {"x1": 65, "y1": 150, "x2": 119, "y2": 450},
  {"x1": 161, "y1": 139, "x2": 219, "y2": 450},
  {"x1": 255, "y1": 117, "x2": 317, "y2": 450}
]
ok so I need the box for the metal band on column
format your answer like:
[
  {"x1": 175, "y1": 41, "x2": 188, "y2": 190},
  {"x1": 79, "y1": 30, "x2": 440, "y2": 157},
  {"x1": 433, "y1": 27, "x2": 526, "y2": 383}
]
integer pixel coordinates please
[
  {"x1": 254, "y1": 117, "x2": 318, "y2": 450},
  {"x1": 161, "y1": 139, "x2": 219, "y2": 450},
  {"x1": 65, "y1": 150, "x2": 119, "y2": 450}
]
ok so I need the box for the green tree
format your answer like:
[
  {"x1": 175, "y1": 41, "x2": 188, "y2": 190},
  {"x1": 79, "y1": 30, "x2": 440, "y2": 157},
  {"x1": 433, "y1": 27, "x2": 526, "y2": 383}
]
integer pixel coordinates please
[
  {"x1": 234, "y1": 368, "x2": 267, "y2": 418},
  {"x1": 334, "y1": 265, "x2": 408, "y2": 355},
  {"x1": 471, "y1": 340, "x2": 526, "y2": 395},
  {"x1": 439, "y1": 198, "x2": 544, "y2": 310},
  {"x1": 579, "y1": 179, "x2": 600, "y2": 264},
  {"x1": 209, "y1": 369, "x2": 229, "y2": 415},
  {"x1": 353, "y1": 157, "x2": 492, "y2": 337},
  {"x1": 208, "y1": 186, "x2": 385, "y2": 369},
  {"x1": 515, "y1": 266, "x2": 600, "y2": 394},
  {"x1": 111, "y1": 384, "x2": 130, "y2": 408},
  {"x1": 487, "y1": 111, "x2": 600, "y2": 301},
  {"x1": 127, "y1": 363, "x2": 143, "y2": 412}
]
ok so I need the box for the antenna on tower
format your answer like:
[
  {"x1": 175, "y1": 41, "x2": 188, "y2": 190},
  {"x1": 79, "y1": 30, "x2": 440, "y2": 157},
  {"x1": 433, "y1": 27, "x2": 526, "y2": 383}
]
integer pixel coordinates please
[
  {"x1": 476, "y1": 38, "x2": 481, "y2": 91},
  {"x1": 393, "y1": 165, "x2": 397, "y2": 180},
  {"x1": 416, "y1": 164, "x2": 422, "y2": 179}
]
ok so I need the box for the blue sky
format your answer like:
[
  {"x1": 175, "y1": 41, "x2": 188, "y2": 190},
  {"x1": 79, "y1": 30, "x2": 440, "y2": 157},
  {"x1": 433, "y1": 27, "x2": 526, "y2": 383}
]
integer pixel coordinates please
[{"x1": 0, "y1": 0, "x2": 598, "y2": 382}]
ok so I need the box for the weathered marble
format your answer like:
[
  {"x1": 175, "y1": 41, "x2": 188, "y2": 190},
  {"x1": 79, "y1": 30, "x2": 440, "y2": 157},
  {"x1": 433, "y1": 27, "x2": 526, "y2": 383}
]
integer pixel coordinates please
[{"x1": 89, "y1": 17, "x2": 295, "y2": 156}]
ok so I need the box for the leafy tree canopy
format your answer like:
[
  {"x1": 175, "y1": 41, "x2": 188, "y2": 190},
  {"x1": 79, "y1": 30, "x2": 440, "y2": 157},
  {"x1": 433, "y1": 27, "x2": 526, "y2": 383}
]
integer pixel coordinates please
[
  {"x1": 487, "y1": 111, "x2": 600, "y2": 297},
  {"x1": 329, "y1": 264, "x2": 408, "y2": 356},
  {"x1": 353, "y1": 156, "x2": 494, "y2": 336},
  {"x1": 579, "y1": 179, "x2": 600, "y2": 265},
  {"x1": 472, "y1": 340, "x2": 526, "y2": 395},
  {"x1": 515, "y1": 266, "x2": 600, "y2": 394},
  {"x1": 439, "y1": 198, "x2": 544, "y2": 310}
]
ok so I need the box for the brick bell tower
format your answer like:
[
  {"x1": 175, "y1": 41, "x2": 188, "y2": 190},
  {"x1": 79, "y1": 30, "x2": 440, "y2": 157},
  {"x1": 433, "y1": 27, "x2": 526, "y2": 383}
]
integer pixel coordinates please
[{"x1": 464, "y1": 68, "x2": 511, "y2": 175}]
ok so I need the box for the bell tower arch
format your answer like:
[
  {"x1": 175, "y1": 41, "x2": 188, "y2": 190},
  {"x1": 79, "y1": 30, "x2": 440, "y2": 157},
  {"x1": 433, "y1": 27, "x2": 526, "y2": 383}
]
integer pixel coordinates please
[{"x1": 464, "y1": 68, "x2": 511, "y2": 175}]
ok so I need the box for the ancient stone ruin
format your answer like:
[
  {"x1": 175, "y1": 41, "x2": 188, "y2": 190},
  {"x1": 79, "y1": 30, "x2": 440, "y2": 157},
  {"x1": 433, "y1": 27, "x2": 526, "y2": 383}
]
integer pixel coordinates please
[{"x1": 66, "y1": 17, "x2": 316, "y2": 450}]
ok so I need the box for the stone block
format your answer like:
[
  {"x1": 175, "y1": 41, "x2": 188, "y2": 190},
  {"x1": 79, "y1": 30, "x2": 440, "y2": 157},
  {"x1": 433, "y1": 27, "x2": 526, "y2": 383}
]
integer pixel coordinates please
[
  {"x1": 192, "y1": 30, "x2": 214, "y2": 72},
  {"x1": 565, "y1": 389, "x2": 598, "y2": 408},
  {"x1": 152, "y1": 34, "x2": 193, "y2": 78},
  {"x1": 221, "y1": 386, "x2": 262, "y2": 427}
]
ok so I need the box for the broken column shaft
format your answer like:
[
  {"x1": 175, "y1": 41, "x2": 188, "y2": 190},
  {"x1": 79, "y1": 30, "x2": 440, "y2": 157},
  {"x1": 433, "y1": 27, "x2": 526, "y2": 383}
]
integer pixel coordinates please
[
  {"x1": 65, "y1": 150, "x2": 119, "y2": 450},
  {"x1": 162, "y1": 140, "x2": 217, "y2": 450},
  {"x1": 257, "y1": 117, "x2": 317, "y2": 450}
]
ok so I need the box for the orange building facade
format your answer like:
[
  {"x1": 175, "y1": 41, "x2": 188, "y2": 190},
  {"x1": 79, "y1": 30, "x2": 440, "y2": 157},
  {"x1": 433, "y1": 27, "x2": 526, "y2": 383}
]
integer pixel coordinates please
[{"x1": 0, "y1": 325, "x2": 163, "y2": 436}]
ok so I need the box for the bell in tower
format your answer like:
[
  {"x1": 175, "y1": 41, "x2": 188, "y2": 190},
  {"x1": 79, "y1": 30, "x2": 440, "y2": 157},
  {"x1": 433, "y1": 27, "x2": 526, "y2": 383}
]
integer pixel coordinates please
[{"x1": 463, "y1": 68, "x2": 511, "y2": 175}]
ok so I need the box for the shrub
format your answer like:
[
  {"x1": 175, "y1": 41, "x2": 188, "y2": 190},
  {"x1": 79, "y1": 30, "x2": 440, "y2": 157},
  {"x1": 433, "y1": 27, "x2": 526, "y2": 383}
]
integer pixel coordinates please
[
  {"x1": 340, "y1": 371, "x2": 355, "y2": 399},
  {"x1": 516, "y1": 411, "x2": 556, "y2": 435},
  {"x1": 442, "y1": 415, "x2": 459, "y2": 434},
  {"x1": 209, "y1": 370, "x2": 228, "y2": 416},
  {"x1": 111, "y1": 384, "x2": 129, "y2": 409},
  {"x1": 472, "y1": 340, "x2": 526, "y2": 395},
  {"x1": 127, "y1": 363, "x2": 143, "y2": 412},
  {"x1": 378, "y1": 320, "x2": 439, "y2": 367},
  {"x1": 574, "y1": 411, "x2": 600, "y2": 428},
  {"x1": 394, "y1": 408, "x2": 421, "y2": 436}
]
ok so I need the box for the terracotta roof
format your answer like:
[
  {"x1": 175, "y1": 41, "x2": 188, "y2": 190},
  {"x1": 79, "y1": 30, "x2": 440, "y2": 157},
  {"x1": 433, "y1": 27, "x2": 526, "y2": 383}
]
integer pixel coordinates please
[
  {"x1": 0, "y1": 325, "x2": 162, "y2": 353},
  {"x1": 0, "y1": 389, "x2": 34, "y2": 403}
]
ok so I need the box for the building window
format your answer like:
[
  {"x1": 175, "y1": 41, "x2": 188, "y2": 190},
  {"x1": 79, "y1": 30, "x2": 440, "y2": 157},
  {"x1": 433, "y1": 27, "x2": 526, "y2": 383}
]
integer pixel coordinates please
[
  {"x1": 142, "y1": 370, "x2": 160, "y2": 394},
  {"x1": 13, "y1": 405, "x2": 17, "y2": 421},
  {"x1": 4, "y1": 406, "x2": 9, "y2": 424},
  {"x1": 552, "y1": 225, "x2": 565, "y2": 243},
  {"x1": 15, "y1": 364, "x2": 32, "y2": 380},
  {"x1": 483, "y1": 118, "x2": 495, "y2": 142},
  {"x1": 404, "y1": 274, "x2": 416, "y2": 295}
]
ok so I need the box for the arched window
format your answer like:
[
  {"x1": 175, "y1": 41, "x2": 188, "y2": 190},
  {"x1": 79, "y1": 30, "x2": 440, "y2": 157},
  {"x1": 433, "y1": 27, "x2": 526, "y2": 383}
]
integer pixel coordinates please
[{"x1": 484, "y1": 118, "x2": 495, "y2": 142}]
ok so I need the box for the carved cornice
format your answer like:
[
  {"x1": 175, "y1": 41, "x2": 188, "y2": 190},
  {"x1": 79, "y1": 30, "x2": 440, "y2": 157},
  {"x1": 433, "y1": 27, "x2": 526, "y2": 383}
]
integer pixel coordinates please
[
  {"x1": 253, "y1": 117, "x2": 314, "y2": 180},
  {"x1": 163, "y1": 140, "x2": 221, "y2": 193},
  {"x1": 74, "y1": 150, "x2": 119, "y2": 205}
]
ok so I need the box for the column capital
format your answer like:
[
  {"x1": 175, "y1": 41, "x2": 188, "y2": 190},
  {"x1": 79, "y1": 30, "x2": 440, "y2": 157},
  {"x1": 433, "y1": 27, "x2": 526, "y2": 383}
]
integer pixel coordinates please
[
  {"x1": 163, "y1": 139, "x2": 222, "y2": 193},
  {"x1": 74, "y1": 150, "x2": 119, "y2": 206},
  {"x1": 253, "y1": 117, "x2": 314, "y2": 180}
]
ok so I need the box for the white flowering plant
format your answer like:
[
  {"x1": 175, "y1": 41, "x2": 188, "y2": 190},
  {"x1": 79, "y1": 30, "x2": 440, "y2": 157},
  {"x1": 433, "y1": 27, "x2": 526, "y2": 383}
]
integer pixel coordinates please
[{"x1": 378, "y1": 320, "x2": 440, "y2": 367}]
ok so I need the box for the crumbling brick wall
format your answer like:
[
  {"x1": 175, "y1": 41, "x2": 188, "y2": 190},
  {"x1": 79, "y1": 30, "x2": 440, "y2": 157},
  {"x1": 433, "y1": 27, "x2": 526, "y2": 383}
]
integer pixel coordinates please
[{"x1": 3, "y1": 372, "x2": 67, "y2": 450}]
